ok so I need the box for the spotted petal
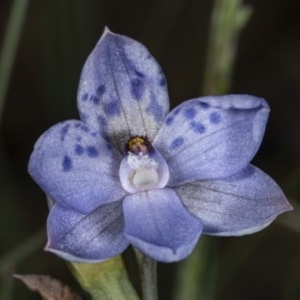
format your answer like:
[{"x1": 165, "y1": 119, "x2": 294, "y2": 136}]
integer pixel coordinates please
[
  {"x1": 28, "y1": 120, "x2": 126, "y2": 214},
  {"x1": 77, "y1": 28, "x2": 169, "y2": 152},
  {"x1": 176, "y1": 165, "x2": 292, "y2": 236},
  {"x1": 46, "y1": 201, "x2": 128, "y2": 262},
  {"x1": 154, "y1": 95, "x2": 269, "y2": 185},
  {"x1": 123, "y1": 188, "x2": 202, "y2": 262}
]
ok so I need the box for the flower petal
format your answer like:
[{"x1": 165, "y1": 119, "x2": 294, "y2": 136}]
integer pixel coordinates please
[
  {"x1": 154, "y1": 95, "x2": 270, "y2": 185},
  {"x1": 28, "y1": 120, "x2": 126, "y2": 214},
  {"x1": 77, "y1": 28, "x2": 169, "y2": 152},
  {"x1": 46, "y1": 201, "x2": 128, "y2": 262},
  {"x1": 176, "y1": 165, "x2": 292, "y2": 236},
  {"x1": 123, "y1": 188, "x2": 202, "y2": 262}
]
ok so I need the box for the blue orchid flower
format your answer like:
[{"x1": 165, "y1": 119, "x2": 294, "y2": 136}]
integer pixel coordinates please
[{"x1": 28, "y1": 28, "x2": 292, "y2": 263}]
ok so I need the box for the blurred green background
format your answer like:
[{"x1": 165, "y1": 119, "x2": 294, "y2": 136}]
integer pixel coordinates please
[{"x1": 0, "y1": 0, "x2": 299, "y2": 299}]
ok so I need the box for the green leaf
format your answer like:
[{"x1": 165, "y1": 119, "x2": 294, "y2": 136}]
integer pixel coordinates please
[{"x1": 69, "y1": 256, "x2": 139, "y2": 300}]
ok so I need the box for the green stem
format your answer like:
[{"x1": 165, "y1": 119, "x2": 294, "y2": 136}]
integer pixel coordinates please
[
  {"x1": 70, "y1": 256, "x2": 139, "y2": 300},
  {"x1": 174, "y1": 238, "x2": 218, "y2": 300},
  {"x1": 0, "y1": 229, "x2": 45, "y2": 300},
  {"x1": 0, "y1": 273, "x2": 14, "y2": 300},
  {"x1": 134, "y1": 248, "x2": 158, "y2": 300},
  {"x1": 0, "y1": 0, "x2": 30, "y2": 123},
  {"x1": 202, "y1": 0, "x2": 252, "y2": 95},
  {"x1": 0, "y1": 229, "x2": 46, "y2": 276}
]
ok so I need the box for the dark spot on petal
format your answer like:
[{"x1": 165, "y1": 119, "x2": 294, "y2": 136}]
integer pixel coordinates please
[
  {"x1": 75, "y1": 144, "x2": 84, "y2": 155},
  {"x1": 171, "y1": 137, "x2": 184, "y2": 149},
  {"x1": 159, "y1": 77, "x2": 166, "y2": 86},
  {"x1": 80, "y1": 113, "x2": 88, "y2": 122},
  {"x1": 184, "y1": 107, "x2": 197, "y2": 119},
  {"x1": 146, "y1": 92, "x2": 164, "y2": 122},
  {"x1": 90, "y1": 95, "x2": 100, "y2": 105},
  {"x1": 165, "y1": 116, "x2": 173, "y2": 125},
  {"x1": 62, "y1": 155, "x2": 72, "y2": 171},
  {"x1": 97, "y1": 85, "x2": 106, "y2": 96},
  {"x1": 81, "y1": 93, "x2": 88, "y2": 101},
  {"x1": 60, "y1": 124, "x2": 70, "y2": 141},
  {"x1": 103, "y1": 99, "x2": 121, "y2": 116},
  {"x1": 174, "y1": 108, "x2": 180, "y2": 115},
  {"x1": 190, "y1": 121, "x2": 205, "y2": 134},
  {"x1": 80, "y1": 125, "x2": 89, "y2": 132},
  {"x1": 106, "y1": 143, "x2": 112, "y2": 151},
  {"x1": 86, "y1": 146, "x2": 99, "y2": 157},
  {"x1": 76, "y1": 136, "x2": 82, "y2": 142},
  {"x1": 91, "y1": 132, "x2": 97, "y2": 137},
  {"x1": 98, "y1": 115, "x2": 108, "y2": 127},
  {"x1": 134, "y1": 70, "x2": 145, "y2": 78},
  {"x1": 131, "y1": 78, "x2": 144, "y2": 100},
  {"x1": 210, "y1": 112, "x2": 221, "y2": 124},
  {"x1": 199, "y1": 102, "x2": 210, "y2": 109}
]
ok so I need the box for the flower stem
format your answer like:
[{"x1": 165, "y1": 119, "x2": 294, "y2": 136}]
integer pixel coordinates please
[
  {"x1": 202, "y1": 0, "x2": 252, "y2": 95},
  {"x1": 0, "y1": 228, "x2": 46, "y2": 276},
  {"x1": 134, "y1": 248, "x2": 158, "y2": 300},
  {"x1": 0, "y1": 229, "x2": 45, "y2": 300},
  {"x1": 173, "y1": 237, "x2": 219, "y2": 300},
  {"x1": 0, "y1": 0, "x2": 30, "y2": 123},
  {"x1": 0, "y1": 273, "x2": 14, "y2": 300},
  {"x1": 70, "y1": 256, "x2": 139, "y2": 300}
]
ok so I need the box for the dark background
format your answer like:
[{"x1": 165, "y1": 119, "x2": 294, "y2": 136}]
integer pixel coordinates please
[{"x1": 0, "y1": 0, "x2": 299, "y2": 299}]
